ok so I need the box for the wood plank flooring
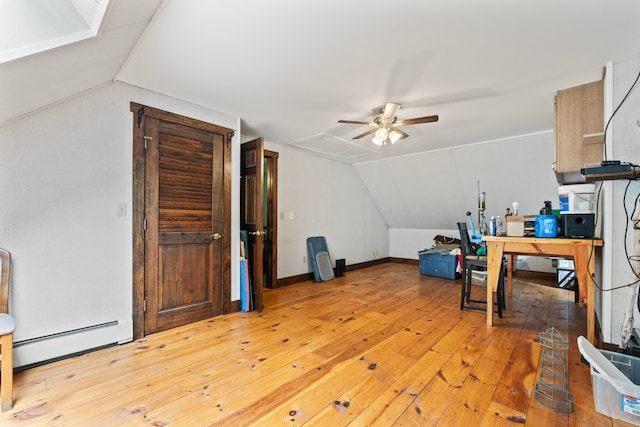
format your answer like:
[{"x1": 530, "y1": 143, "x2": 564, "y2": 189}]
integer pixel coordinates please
[{"x1": 0, "y1": 262, "x2": 635, "y2": 426}]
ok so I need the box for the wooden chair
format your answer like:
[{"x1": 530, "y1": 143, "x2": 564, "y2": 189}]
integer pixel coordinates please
[
  {"x1": 0, "y1": 247, "x2": 15, "y2": 411},
  {"x1": 457, "y1": 222, "x2": 506, "y2": 317}
]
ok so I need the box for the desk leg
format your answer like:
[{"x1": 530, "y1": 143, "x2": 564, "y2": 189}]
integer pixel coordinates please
[
  {"x1": 486, "y1": 241, "x2": 505, "y2": 326},
  {"x1": 573, "y1": 245, "x2": 595, "y2": 344}
]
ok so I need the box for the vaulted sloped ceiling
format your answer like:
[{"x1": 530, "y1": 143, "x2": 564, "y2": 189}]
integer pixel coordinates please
[
  {"x1": 117, "y1": 0, "x2": 640, "y2": 163},
  {"x1": 3, "y1": 0, "x2": 640, "y2": 165},
  {"x1": 0, "y1": 0, "x2": 163, "y2": 124}
]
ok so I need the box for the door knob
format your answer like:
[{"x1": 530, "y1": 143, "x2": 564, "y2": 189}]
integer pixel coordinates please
[
  {"x1": 210, "y1": 232, "x2": 222, "y2": 240},
  {"x1": 248, "y1": 230, "x2": 263, "y2": 236}
]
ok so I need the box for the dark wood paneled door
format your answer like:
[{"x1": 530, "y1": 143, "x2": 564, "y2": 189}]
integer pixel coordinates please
[
  {"x1": 131, "y1": 103, "x2": 232, "y2": 337},
  {"x1": 264, "y1": 150, "x2": 278, "y2": 289},
  {"x1": 240, "y1": 138, "x2": 264, "y2": 311}
]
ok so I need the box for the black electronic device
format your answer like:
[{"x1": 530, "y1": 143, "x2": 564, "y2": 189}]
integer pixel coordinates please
[
  {"x1": 335, "y1": 258, "x2": 345, "y2": 277},
  {"x1": 561, "y1": 213, "x2": 595, "y2": 238},
  {"x1": 581, "y1": 162, "x2": 639, "y2": 182}
]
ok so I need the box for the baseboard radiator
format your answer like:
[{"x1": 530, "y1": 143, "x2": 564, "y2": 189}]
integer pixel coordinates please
[{"x1": 13, "y1": 318, "x2": 133, "y2": 368}]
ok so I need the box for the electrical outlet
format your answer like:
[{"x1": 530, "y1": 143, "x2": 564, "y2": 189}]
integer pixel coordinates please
[{"x1": 303, "y1": 256, "x2": 306, "y2": 263}]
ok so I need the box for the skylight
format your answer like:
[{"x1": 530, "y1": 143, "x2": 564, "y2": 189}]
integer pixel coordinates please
[{"x1": 0, "y1": 0, "x2": 109, "y2": 64}]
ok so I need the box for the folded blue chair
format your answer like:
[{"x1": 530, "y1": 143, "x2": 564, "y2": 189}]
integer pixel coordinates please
[{"x1": 306, "y1": 236, "x2": 334, "y2": 282}]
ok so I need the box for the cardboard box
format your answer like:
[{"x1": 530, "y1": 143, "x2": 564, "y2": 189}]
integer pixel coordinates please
[
  {"x1": 506, "y1": 215, "x2": 525, "y2": 236},
  {"x1": 506, "y1": 215, "x2": 536, "y2": 237},
  {"x1": 435, "y1": 242, "x2": 460, "y2": 251}
]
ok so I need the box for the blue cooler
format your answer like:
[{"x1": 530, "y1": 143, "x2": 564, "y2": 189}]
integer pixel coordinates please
[{"x1": 535, "y1": 215, "x2": 558, "y2": 238}]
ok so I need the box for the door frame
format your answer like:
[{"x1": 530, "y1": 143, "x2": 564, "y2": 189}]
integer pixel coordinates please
[{"x1": 130, "y1": 102, "x2": 234, "y2": 339}]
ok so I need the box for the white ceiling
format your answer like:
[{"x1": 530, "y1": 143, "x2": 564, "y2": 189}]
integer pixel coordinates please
[{"x1": 3, "y1": 0, "x2": 640, "y2": 163}]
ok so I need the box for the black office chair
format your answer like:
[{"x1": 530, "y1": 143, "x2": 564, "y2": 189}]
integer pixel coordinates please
[{"x1": 457, "y1": 222, "x2": 506, "y2": 317}]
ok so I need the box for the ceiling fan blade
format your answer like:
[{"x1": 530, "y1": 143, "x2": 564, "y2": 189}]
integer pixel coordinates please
[
  {"x1": 396, "y1": 115, "x2": 439, "y2": 126},
  {"x1": 382, "y1": 102, "x2": 401, "y2": 121},
  {"x1": 338, "y1": 120, "x2": 373, "y2": 125},
  {"x1": 352, "y1": 127, "x2": 377, "y2": 139}
]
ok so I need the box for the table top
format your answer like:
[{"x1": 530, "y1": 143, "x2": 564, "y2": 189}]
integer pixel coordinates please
[{"x1": 482, "y1": 235, "x2": 603, "y2": 246}]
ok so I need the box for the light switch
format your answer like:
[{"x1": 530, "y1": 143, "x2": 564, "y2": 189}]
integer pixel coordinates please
[{"x1": 289, "y1": 211, "x2": 295, "y2": 219}]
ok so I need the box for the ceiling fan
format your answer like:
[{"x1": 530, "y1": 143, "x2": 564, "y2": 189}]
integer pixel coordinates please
[{"x1": 338, "y1": 102, "x2": 438, "y2": 146}]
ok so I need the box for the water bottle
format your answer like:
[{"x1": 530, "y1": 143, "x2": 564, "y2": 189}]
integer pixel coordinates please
[
  {"x1": 496, "y1": 215, "x2": 504, "y2": 236},
  {"x1": 489, "y1": 216, "x2": 497, "y2": 236}
]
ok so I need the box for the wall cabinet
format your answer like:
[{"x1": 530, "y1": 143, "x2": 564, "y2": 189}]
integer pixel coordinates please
[{"x1": 553, "y1": 79, "x2": 604, "y2": 183}]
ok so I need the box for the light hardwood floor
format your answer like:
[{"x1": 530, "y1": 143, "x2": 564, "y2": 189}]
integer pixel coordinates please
[{"x1": 0, "y1": 262, "x2": 634, "y2": 426}]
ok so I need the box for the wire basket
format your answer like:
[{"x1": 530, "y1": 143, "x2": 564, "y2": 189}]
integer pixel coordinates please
[{"x1": 534, "y1": 327, "x2": 574, "y2": 412}]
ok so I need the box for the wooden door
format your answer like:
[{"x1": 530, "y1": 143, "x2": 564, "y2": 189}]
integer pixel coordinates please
[
  {"x1": 240, "y1": 138, "x2": 264, "y2": 311},
  {"x1": 131, "y1": 103, "x2": 233, "y2": 337},
  {"x1": 264, "y1": 150, "x2": 278, "y2": 288}
]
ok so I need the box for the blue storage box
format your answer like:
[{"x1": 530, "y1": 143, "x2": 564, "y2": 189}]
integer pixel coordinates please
[{"x1": 418, "y1": 249, "x2": 460, "y2": 279}]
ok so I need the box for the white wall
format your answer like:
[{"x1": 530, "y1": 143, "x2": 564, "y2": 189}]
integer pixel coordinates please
[
  {"x1": 600, "y1": 55, "x2": 640, "y2": 345},
  {"x1": 389, "y1": 228, "x2": 458, "y2": 259},
  {"x1": 365, "y1": 132, "x2": 560, "y2": 274},
  {"x1": 0, "y1": 81, "x2": 240, "y2": 366},
  {"x1": 0, "y1": 78, "x2": 390, "y2": 366},
  {"x1": 264, "y1": 141, "x2": 389, "y2": 278},
  {"x1": 354, "y1": 131, "x2": 559, "y2": 230}
]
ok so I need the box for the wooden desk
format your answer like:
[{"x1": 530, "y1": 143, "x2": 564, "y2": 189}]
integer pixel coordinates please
[{"x1": 483, "y1": 236, "x2": 603, "y2": 344}]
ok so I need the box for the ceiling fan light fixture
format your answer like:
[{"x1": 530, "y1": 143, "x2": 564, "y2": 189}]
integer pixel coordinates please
[
  {"x1": 372, "y1": 126, "x2": 402, "y2": 145},
  {"x1": 389, "y1": 129, "x2": 402, "y2": 144},
  {"x1": 339, "y1": 102, "x2": 438, "y2": 147},
  {"x1": 372, "y1": 127, "x2": 387, "y2": 146}
]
